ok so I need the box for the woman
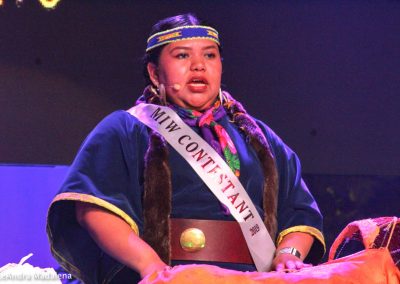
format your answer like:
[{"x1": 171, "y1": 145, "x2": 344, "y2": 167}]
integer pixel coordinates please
[{"x1": 47, "y1": 13, "x2": 325, "y2": 284}]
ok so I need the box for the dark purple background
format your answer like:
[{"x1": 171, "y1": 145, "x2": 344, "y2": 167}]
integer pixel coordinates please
[{"x1": 1, "y1": 1, "x2": 399, "y2": 175}]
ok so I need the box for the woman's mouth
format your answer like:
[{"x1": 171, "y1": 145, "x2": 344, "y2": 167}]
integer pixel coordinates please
[{"x1": 187, "y1": 78, "x2": 208, "y2": 92}]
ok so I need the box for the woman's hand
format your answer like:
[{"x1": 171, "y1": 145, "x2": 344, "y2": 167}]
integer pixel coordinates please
[
  {"x1": 139, "y1": 261, "x2": 170, "y2": 279},
  {"x1": 271, "y1": 231, "x2": 315, "y2": 272},
  {"x1": 271, "y1": 253, "x2": 312, "y2": 272}
]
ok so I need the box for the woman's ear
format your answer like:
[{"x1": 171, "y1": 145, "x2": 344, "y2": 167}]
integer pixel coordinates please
[{"x1": 147, "y1": 63, "x2": 159, "y2": 86}]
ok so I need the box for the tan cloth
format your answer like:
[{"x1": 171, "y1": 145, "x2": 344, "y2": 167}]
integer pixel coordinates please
[{"x1": 140, "y1": 217, "x2": 400, "y2": 284}]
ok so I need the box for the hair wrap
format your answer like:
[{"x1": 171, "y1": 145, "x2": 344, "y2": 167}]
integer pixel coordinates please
[{"x1": 146, "y1": 25, "x2": 220, "y2": 52}]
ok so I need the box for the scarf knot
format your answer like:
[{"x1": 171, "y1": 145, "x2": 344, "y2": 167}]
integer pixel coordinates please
[{"x1": 171, "y1": 101, "x2": 240, "y2": 178}]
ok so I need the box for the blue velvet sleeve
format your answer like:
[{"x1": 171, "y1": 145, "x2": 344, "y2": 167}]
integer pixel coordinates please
[
  {"x1": 47, "y1": 111, "x2": 147, "y2": 283},
  {"x1": 60, "y1": 110, "x2": 147, "y2": 230}
]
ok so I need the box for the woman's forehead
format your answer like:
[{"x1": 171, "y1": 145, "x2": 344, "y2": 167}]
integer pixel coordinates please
[{"x1": 165, "y1": 39, "x2": 219, "y2": 51}]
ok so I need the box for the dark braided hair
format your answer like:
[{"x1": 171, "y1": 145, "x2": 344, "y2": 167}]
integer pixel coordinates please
[
  {"x1": 223, "y1": 91, "x2": 279, "y2": 239},
  {"x1": 142, "y1": 13, "x2": 205, "y2": 263}
]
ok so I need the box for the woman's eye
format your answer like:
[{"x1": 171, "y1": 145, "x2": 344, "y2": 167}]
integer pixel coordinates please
[
  {"x1": 205, "y1": 53, "x2": 216, "y2": 59},
  {"x1": 176, "y1": 53, "x2": 189, "y2": 59}
]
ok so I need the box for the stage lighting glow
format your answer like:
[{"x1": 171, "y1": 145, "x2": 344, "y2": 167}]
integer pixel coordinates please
[
  {"x1": 0, "y1": 0, "x2": 62, "y2": 9},
  {"x1": 39, "y1": 0, "x2": 61, "y2": 9}
]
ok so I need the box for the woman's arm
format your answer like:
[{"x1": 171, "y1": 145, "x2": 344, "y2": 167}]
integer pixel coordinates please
[
  {"x1": 75, "y1": 202, "x2": 168, "y2": 279},
  {"x1": 271, "y1": 232, "x2": 314, "y2": 271}
]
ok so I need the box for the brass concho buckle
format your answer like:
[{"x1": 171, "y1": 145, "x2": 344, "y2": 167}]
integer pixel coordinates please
[{"x1": 179, "y1": 228, "x2": 206, "y2": 252}]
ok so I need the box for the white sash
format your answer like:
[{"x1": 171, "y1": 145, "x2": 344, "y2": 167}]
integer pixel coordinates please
[{"x1": 128, "y1": 104, "x2": 276, "y2": 271}]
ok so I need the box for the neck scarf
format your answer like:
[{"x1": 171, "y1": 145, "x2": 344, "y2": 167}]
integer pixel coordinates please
[{"x1": 170, "y1": 101, "x2": 240, "y2": 177}]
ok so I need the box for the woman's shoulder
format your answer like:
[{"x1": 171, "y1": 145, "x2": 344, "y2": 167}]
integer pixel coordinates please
[
  {"x1": 95, "y1": 110, "x2": 145, "y2": 130},
  {"x1": 251, "y1": 116, "x2": 283, "y2": 145},
  {"x1": 251, "y1": 116, "x2": 299, "y2": 163},
  {"x1": 87, "y1": 110, "x2": 148, "y2": 141},
  {"x1": 99, "y1": 110, "x2": 141, "y2": 125}
]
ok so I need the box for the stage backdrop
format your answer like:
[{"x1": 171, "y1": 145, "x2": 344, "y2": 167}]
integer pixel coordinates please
[
  {"x1": 0, "y1": 164, "x2": 67, "y2": 268},
  {"x1": 1, "y1": 1, "x2": 399, "y2": 176}
]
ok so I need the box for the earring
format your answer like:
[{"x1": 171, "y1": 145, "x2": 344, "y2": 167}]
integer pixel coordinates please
[
  {"x1": 219, "y1": 88, "x2": 224, "y2": 104},
  {"x1": 149, "y1": 84, "x2": 158, "y2": 96},
  {"x1": 158, "y1": 83, "x2": 167, "y2": 105}
]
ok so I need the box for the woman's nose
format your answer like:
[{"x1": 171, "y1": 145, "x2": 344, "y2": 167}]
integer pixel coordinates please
[{"x1": 190, "y1": 56, "x2": 206, "y2": 71}]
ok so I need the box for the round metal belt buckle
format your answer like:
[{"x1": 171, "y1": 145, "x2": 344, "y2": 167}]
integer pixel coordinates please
[{"x1": 180, "y1": 228, "x2": 206, "y2": 252}]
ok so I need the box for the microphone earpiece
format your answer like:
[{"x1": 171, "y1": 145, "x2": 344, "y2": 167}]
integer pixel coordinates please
[
  {"x1": 171, "y1": 83, "x2": 181, "y2": 91},
  {"x1": 164, "y1": 83, "x2": 181, "y2": 91}
]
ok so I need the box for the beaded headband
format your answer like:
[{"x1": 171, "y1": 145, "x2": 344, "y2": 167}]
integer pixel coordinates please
[{"x1": 146, "y1": 25, "x2": 220, "y2": 52}]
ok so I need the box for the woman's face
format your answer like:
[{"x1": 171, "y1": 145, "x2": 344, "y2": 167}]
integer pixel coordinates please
[{"x1": 147, "y1": 39, "x2": 222, "y2": 111}]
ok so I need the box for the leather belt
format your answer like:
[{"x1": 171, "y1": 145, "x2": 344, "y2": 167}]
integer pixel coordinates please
[{"x1": 170, "y1": 218, "x2": 253, "y2": 264}]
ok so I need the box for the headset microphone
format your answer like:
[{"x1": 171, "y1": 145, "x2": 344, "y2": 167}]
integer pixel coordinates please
[{"x1": 167, "y1": 83, "x2": 181, "y2": 91}]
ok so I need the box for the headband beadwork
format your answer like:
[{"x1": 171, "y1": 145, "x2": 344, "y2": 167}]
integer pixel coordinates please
[{"x1": 146, "y1": 25, "x2": 220, "y2": 52}]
